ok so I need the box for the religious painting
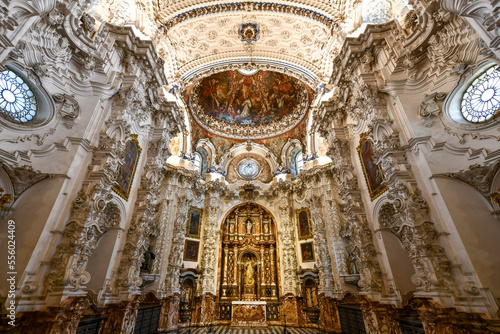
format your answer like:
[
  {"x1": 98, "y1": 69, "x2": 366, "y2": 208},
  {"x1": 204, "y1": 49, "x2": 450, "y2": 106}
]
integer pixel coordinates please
[
  {"x1": 301, "y1": 242, "x2": 315, "y2": 262},
  {"x1": 357, "y1": 133, "x2": 388, "y2": 201},
  {"x1": 113, "y1": 135, "x2": 141, "y2": 201},
  {"x1": 210, "y1": 136, "x2": 234, "y2": 160},
  {"x1": 296, "y1": 208, "x2": 312, "y2": 240},
  {"x1": 191, "y1": 70, "x2": 306, "y2": 127},
  {"x1": 183, "y1": 240, "x2": 199, "y2": 262},
  {"x1": 186, "y1": 207, "x2": 202, "y2": 238}
]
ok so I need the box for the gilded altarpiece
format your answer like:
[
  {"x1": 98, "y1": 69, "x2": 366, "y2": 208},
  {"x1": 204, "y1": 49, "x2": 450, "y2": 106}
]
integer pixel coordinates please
[{"x1": 218, "y1": 204, "x2": 280, "y2": 324}]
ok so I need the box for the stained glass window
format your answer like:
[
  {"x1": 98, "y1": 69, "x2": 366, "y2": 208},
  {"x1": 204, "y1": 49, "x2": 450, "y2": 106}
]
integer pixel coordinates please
[
  {"x1": 238, "y1": 159, "x2": 259, "y2": 179},
  {"x1": 0, "y1": 70, "x2": 37, "y2": 123},
  {"x1": 461, "y1": 65, "x2": 500, "y2": 123}
]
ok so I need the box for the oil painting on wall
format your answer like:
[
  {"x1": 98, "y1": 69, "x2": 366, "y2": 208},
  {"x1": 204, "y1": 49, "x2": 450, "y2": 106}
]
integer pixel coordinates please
[
  {"x1": 186, "y1": 207, "x2": 202, "y2": 238},
  {"x1": 113, "y1": 136, "x2": 141, "y2": 201},
  {"x1": 296, "y1": 208, "x2": 312, "y2": 240},
  {"x1": 357, "y1": 134, "x2": 387, "y2": 200},
  {"x1": 184, "y1": 240, "x2": 199, "y2": 262},
  {"x1": 301, "y1": 242, "x2": 315, "y2": 262}
]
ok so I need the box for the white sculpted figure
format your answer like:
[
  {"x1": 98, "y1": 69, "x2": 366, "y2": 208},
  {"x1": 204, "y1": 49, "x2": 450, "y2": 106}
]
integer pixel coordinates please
[{"x1": 246, "y1": 218, "x2": 253, "y2": 235}]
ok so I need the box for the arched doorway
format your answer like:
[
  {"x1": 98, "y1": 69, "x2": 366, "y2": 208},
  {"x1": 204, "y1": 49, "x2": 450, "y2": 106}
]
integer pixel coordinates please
[{"x1": 218, "y1": 203, "x2": 280, "y2": 323}]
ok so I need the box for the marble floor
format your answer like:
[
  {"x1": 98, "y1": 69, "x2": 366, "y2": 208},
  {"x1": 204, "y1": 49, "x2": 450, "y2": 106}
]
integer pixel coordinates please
[{"x1": 177, "y1": 326, "x2": 326, "y2": 334}]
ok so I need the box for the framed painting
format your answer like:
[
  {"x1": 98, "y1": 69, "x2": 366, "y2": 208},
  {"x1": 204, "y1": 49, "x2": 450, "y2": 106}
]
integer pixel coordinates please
[
  {"x1": 296, "y1": 208, "x2": 312, "y2": 240},
  {"x1": 113, "y1": 135, "x2": 141, "y2": 201},
  {"x1": 184, "y1": 240, "x2": 199, "y2": 262},
  {"x1": 357, "y1": 133, "x2": 388, "y2": 201},
  {"x1": 301, "y1": 242, "x2": 315, "y2": 262},
  {"x1": 186, "y1": 207, "x2": 202, "y2": 238}
]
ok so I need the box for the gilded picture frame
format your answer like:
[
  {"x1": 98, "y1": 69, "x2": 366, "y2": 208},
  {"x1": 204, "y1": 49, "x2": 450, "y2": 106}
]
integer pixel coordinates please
[
  {"x1": 186, "y1": 207, "x2": 203, "y2": 239},
  {"x1": 300, "y1": 242, "x2": 315, "y2": 262},
  {"x1": 184, "y1": 240, "x2": 199, "y2": 262},
  {"x1": 357, "y1": 133, "x2": 388, "y2": 201},
  {"x1": 296, "y1": 208, "x2": 312, "y2": 240},
  {"x1": 113, "y1": 135, "x2": 141, "y2": 201}
]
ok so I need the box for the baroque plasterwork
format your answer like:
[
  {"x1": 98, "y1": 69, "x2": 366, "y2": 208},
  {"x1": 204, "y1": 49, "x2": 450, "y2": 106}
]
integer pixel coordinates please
[{"x1": 165, "y1": 11, "x2": 341, "y2": 82}]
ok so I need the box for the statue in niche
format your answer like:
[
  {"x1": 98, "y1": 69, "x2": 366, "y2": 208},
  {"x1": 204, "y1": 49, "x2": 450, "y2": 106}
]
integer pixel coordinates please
[
  {"x1": 244, "y1": 256, "x2": 255, "y2": 285},
  {"x1": 263, "y1": 223, "x2": 268, "y2": 234},
  {"x1": 346, "y1": 252, "x2": 359, "y2": 275},
  {"x1": 140, "y1": 247, "x2": 155, "y2": 272},
  {"x1": 246, "y1": 218, "x2": 253, "y2": 235},
  {"x1": 229, "y1": 223, "x2": 235, "y2": 233},
  {"x1": 183, "y1": 286, "x2": 191, "y2": 304}
]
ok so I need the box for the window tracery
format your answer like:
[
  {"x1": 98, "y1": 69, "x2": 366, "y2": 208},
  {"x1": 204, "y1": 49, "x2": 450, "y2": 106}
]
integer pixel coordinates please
[
  {"x1": 461, "y1": 65, "x2": 500, "y2": 123},
  {"x1": 0, "y1": 70, "x2": 37, "y2": 123}
]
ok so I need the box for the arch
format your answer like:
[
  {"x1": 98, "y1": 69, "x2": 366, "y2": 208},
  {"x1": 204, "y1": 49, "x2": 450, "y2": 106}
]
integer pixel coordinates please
[
  {"x1": 435, "y1": 177, "x2": 500, "y2": 299},
  {"x1": 195, "y1": 138, "x2": 215, "y2": 173},
  {"x1": 85, "y1": 228, "x2": 121, "y2": 296},
  {"x1": 218, "y1": 202, "x2": 279, "y2": 236},
  {"x1": 219, "y1": 141, "x2": 279, "y2": 176},
  {"x1": 489, "y1": 166, "x2": 500, "y2": 213},
  {"x1": 0, "y1": 176, "x2": 65, "y2": 296},
  {"x1": 379, "y1": 229, "x2": 416, "y2": 301},
  {"x1": 237, "y1": 248, "x2": 261, "y2": 263},
  {"x1": 375, "y1": 200, "x2": 418, "y2": 300},
  {"x1": 369, "y1": 120, "x2": 394, "y2": 143},
  {"x1": 281, "y1": 138, "x2": 303, "y2": 173},
  {"x1": 0, "y1": 165, "x2": 14, "y2": 214}
]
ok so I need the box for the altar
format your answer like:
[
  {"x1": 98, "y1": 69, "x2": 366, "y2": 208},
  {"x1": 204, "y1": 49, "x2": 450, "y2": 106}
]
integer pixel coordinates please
[{"x1": 231, "y1": 301, "x2": 267, "y2": 327}]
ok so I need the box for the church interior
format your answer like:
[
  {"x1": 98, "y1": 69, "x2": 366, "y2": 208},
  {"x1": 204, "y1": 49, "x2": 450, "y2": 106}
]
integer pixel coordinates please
[{"x1": 1, "y1": 0, "x2": 500, "y2": 333}]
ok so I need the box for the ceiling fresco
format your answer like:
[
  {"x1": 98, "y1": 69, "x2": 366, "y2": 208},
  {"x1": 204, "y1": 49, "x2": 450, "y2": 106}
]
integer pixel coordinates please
[{"x1": 189, "y1": 70, "x2": 310, "y2": 139}]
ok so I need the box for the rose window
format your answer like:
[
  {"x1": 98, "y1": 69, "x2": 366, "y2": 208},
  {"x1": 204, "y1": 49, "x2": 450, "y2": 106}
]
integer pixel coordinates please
[
  {"x1": 238, "y1": 159, "x2": 259, "y2": 179},
  {"x1": 461, "y1": 65, "x2": 500, "y2": 123},
  {"x1": 0, "y1": 70, "x2": 37, "y2": 123}
]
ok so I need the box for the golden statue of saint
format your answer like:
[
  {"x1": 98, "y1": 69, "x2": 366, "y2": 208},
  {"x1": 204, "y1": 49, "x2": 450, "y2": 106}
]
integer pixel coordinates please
[{"x1": 244, "y1": 258, "x2": 255, "y2": 285}]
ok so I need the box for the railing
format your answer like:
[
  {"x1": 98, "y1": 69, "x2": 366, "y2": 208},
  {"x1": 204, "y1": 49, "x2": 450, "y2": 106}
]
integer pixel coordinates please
[
  {"x1": 219, "y1": 302, "x2": 232, "y2": 321},
  {"x1": 134, "y1": 305, "x2": 161, "y2": 334},
  {"x1": 266, "y1": 303, "x2": 280, "y2": 322},
  {"x1": 76, "y1": 317, "x2": 103, "y2": 334}
]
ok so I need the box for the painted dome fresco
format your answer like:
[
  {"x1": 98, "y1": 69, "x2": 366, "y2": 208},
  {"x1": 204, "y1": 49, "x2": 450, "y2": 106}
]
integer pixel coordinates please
[{"x1": 189, "y1": 70, "x2": 310, "y2": 139}]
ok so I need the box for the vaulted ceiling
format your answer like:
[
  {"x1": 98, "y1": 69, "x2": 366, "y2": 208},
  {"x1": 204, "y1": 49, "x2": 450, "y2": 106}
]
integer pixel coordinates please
[{"x1": 92, "y1": 0, "x2": 410, "y2": 149}]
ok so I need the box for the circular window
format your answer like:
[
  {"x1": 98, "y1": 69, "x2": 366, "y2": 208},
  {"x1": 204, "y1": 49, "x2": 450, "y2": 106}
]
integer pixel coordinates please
[
  {"x1": 461, "y1": 65, "x2": 500, "y2": 123},
  {"x1": 237, "y1": 159, "x2": 259, "y2": 179},
  {"x1": 0, "y1": 70, "x2": 37, "y2": 123}
]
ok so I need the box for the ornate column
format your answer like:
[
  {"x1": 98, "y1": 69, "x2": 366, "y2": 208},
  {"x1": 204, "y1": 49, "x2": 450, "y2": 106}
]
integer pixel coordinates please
[
  {"x1": 198, "y1": 179, "x2": 226, "y2": 324},
  {"x1": 328, "y1": 134, "x2": 386, "y2": 298},
  {"x1": 307, "y1": 194, "x2": 335, "y2": 296},
  {"x1": 46, "y1": 132, "x2": 125, "y2": 297},
  {"x1": 271, "y1": 180, "x2": 302, "y2": 325},
  {"x1": 162, "y1": 193, "x2": 191, "y2": 296},
  {"x1": 113, "y1": 128, "x2": 174, "y2": 298},
  {"x1": 272, "y1": 180, "x2": 298, "y2": 296},
  {"x1": 370, "y1": 130, "x2": 456, "y2": 299}
]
